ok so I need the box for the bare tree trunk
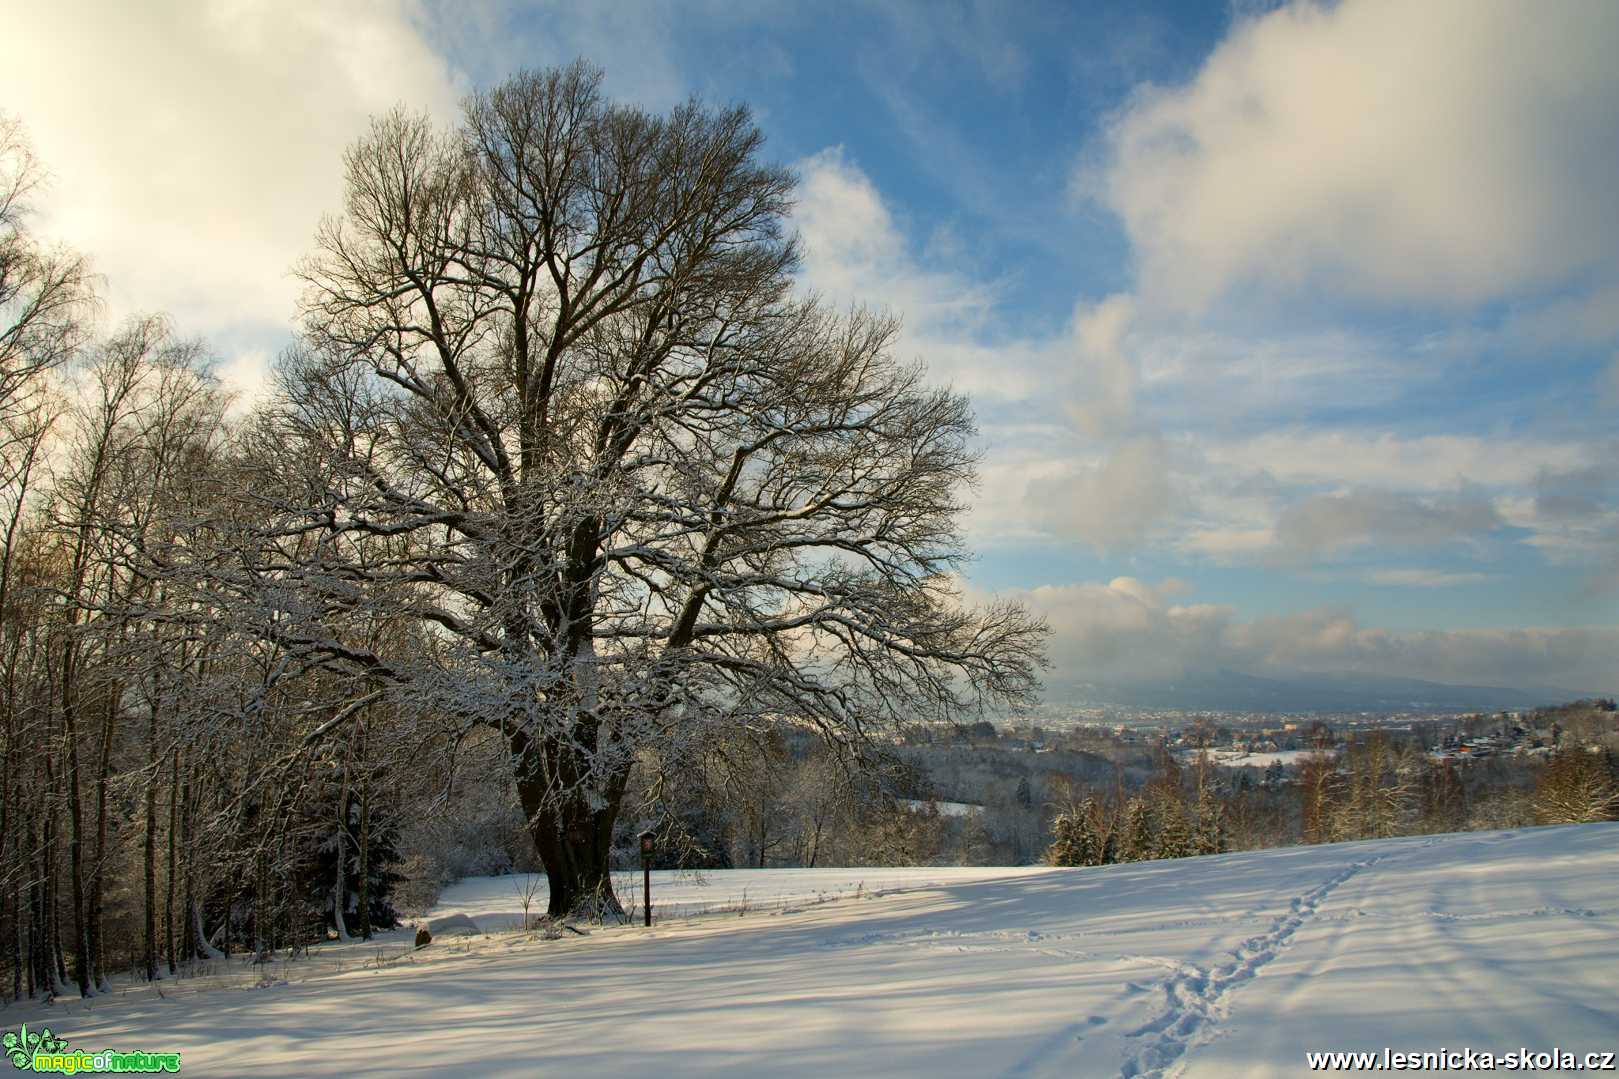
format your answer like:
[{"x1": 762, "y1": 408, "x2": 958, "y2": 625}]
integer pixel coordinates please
[
  {"x1": 143, "y1": 704, "x2": 160, "y2": 980},
  {"x1": 58, "y1": 638, "x2": 93, "y2": 996},
  {"x1": 193, "y1": 899, "x2": 218, "y2": 960},
  {"x1": 179, "y1": 765, "x2": 195, "y2": 963},
  {"x1": 26, "y1": 804, "x2": 41, "y2": 998},
  {"x1": 165, "y1": 746, "x2": 178, "y2": 974},
  {"x1": 254, "y1": 850, "x2": 269, "y2": 956},
  {"x1": 10, "y1": 793, "x2": 27, "y2": 1001},
  {"x1": 41, "y1": 744, "x2": 68, "y2": 995},
  {"x1": 513, "y1": 730, "x2": 630, "y2": 918},
  {"x1": 89, "y1": 680, "x2": 116, "y2": 991},
  {"x1": 332, "y1": 755, "x2": 350, "y2": 941},
  {"x1": 0, "y1": 727, "x2": 11, "y2": 1003},
  {"x1": 356, "y1": 723, "x2": 371, "y2": 940}
]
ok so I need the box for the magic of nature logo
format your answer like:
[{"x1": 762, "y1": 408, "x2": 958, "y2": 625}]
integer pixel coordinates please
[{"x1": 3, "y1": 1024, "x2": 180, "y2": 1073}]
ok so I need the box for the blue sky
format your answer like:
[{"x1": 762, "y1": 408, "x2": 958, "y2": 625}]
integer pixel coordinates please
[{"x1": 4, "y1": 0, "x2": 1615, "y2": 692}]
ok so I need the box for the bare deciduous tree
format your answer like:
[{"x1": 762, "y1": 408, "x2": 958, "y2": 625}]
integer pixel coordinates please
[
  {"x1": 0, "y1": 114, "x2": 93, "y2": 429},
  {"x1": 1534, "y1": 749, "x2": 1618, "y2": 824},
  {"x1": 187, "y1": 63, "x2": 1045, "y2": 917}
]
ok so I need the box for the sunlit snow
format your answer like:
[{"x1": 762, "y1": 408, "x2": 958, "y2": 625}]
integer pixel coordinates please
[{"x1": 8, "y1": 825, "x2": 1616, "y2": 1077}]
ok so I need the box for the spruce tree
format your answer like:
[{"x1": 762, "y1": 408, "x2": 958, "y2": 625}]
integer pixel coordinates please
[
  {"x1": 1046, "y1": 797, "x2": 1102, "y2": 867},
  {"x1": 1120, "y1": 797, "x2": 1156, "y2": 862},
  {"x1": 1194, "y1": 780, "x2": 1228, "y2": 856},
  {"x1": 1152, "y1": 791, "x2": 1194, "y2": 860},
  {"x1": 296, "y1": 779, "x2": 403, "y2": 938}
]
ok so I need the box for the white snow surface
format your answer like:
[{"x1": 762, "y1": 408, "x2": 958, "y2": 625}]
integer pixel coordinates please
[
  {"x1": 1183, "y1": 749, "x2": 1329, "y2": 769},
  {"x1": 435, "y1": 864, "x2": 1032, "y2": 930},
  {"x1": 9, "y1": 824, "x2": 1617, "y2": 1077},
  {"x1": 899, "y1": 798, "x2": 985, "y2": 817}
]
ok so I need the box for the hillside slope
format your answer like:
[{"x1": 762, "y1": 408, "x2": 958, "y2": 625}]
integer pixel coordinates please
[{"x1": 8, "y1": 825, "x2": 1617, "y2": 1077}]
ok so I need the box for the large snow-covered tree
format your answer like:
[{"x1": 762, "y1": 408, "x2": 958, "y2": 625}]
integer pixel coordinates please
[{"x1": 208, "y1": 63, "x2": 1045, "y2": 917}]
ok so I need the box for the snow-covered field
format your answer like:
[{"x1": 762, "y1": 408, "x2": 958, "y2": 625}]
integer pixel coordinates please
[
  {"x1": 1183, "y1": 749, "x2": 1328, "y2": 769},
  {"x1": 9, "y1": 824, "x2": 1617, "y2": 1077},
  {"x1": 433, "y1": 864, "x2": 1037, "y2": 929}
]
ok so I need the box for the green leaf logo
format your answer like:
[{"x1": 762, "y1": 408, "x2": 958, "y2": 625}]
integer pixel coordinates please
[{"x1": 3, "y1": 1024, "x2": 29, "y2": 1069}]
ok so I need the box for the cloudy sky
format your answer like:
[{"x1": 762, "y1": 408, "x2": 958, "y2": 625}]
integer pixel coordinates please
[{"x1": 4, "y1": 0, "x2": 1615, "y2": 694}]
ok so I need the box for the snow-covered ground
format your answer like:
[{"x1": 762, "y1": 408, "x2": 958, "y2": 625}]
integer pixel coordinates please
[
  {"x1": 1184, "y1": 749, "x2": 1329, "y2": 769},
  {"x1": 433, "y1": 864, "x2": 1034, "y2": 930},
  {"x1": 8, "y1": 824, "x2": 1617, "y2": 1077},
  {"x1": 899, "y1": 798, "x2": 985, "y2": 817}
]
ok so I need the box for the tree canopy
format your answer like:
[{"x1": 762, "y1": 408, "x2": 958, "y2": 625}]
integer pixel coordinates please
[{"x1": 173, "y1": 63, "x2": 1047, "y2": 916}]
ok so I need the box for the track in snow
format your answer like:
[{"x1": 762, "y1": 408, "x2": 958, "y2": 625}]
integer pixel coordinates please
[{"x1": 1117, "y1": 854, "x2": 1384, "y2": 1078}]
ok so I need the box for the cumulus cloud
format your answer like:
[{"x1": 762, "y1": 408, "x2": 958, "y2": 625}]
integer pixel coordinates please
[
  {"x1": 1011, "y1": 577, "x2": 1237, "y2": 683},
  {"x1": 1025, "y1": 436, "x2": 1180, "y2": 552},
  {"x1": 1068, "y1": 293, "x2": 1137, "y2": 438},
  {"x1": 1204, "y1": 431, "x2": 1593, "y2": 491},
  {"x1": 1271, "y1": 488, "x2": 1503, "y2": 561},
  {"x1": 0, "y1": 0, "x2": 464, "y2": 368},
  {"x1": 793, "y1": 148, "x2": 1045, "y2": 400},
  {"x1": 794, "y1": 148, "x2": 1162, "y2": 549},
  {"x1": 1088, "y1": 0, "x2": 1619, "y2": 311},
  {"x1": 1228, "y1": 611, "x2": 1618, "y2": 693},
  {"x1": 788, "y1": 103, "x2": 1615, "y2": 585},
  {"x1": 1010, "y1": 577, "x2": 1619, "y2": 691}
]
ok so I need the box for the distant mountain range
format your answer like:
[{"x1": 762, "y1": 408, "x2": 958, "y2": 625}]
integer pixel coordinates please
[{"x1": 1050, "y1": 668, "x2": 1587, "y2": 714}]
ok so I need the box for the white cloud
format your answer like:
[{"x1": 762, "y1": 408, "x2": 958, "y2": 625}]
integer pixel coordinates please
[
  {"x1": 1502, "y1": 284, "x2": 1619, "y2": 352},
  {"x1": 1025, "y1": 436, "x2": 1180, "y2": 552},
  {"x1": 1271, "y1": 488, "x2": 1503, "y2": 561},
  {"x1": 1203, "y1": 431, "x2": 1593, "y2": 491},
  {"x1": 1229, "y1": 612, "x2": 1618, "y2": 693},
  {"x1": 1009, "y1": 577, "x2": 1619, "y2": 691},
  {"x1": 1068, "y1": 294, "x2": 1137, "y2": 438},
  {"x1": 1178, "y1": 527, "x2": 1275, "y2": 559},
  {"x1": 1089, "y1": 0, "x2": 1619, "y2": 311},
  {"x1": 793, "y1": 147, "x2": 1071, "y2": 403},
  {"x1": 214, "y1": 348, "x2": 275, "y2": 415},
  {"x1": 793, "y1": 148, "x2": 1152, "y2": 550},
  {"x1": 1013, "y1": 577, "x2": 1236, "y2": 683},
  {"x1": 1366, "y1": 569, "x2": 1491, "y2": 589},
  {"x1": 1135, "y1": 326, "x2": 1428, "y2": 426},
  {"x1": 0, "y1": 1, "x2": 464, "y2": 354}
]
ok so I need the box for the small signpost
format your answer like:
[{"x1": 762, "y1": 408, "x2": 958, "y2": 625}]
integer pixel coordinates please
[{"x1": 639, "y1": 830, "x2": 655, "y2": 927}]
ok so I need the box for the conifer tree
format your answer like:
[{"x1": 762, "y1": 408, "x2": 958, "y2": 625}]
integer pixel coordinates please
[
  {"x1": 1152, "y1": 790, "x2": 1194, "y2": 860},
  {"x1": 1119, "y1": 796, "x2": 1155, "y2": 862}
]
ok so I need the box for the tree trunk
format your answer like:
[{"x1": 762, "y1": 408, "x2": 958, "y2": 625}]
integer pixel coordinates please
[
  {"x1": 511, "y1": 730, "x2": 629, "y2": 919},
  {"x1": 332, "y1": 755, "x2": 351, "y2": 940},
  {"x1": 192, "y1": 900, "x2": 220, "y2": 959},
  {"x1": 59, "y1": 643, "x2": 93, "y2": 997},
  {"x1": 41, "y1": 746, "x2": 68, "y2": 995},
  {"x1": 143, "y1": 704, "x2": 160, "y2": 981},
  {"x1": 16, "y1": 795, "x2": 33, "y2": 1001},
  {"x1": 254, "y1": 850, "x2": 270, "y2": 955},
  {"x1": 179, "y1": 766, "x2": 195, "y2": 963},
  {"x1": 165, "y1": 746, "x2": 178, "y2": 974},
  {"x1": 27, "y1": 809, "x2": 41, "y2": 998},
  {"x1": 90, "y1": 682, "x2": 116, "y2": 991},
  {"x1": 0, "y1": 746, "x2": 12, "y2": 1003},
  {"x1": 356, "y1": 753, "x2": 371, "y2": 940}
]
